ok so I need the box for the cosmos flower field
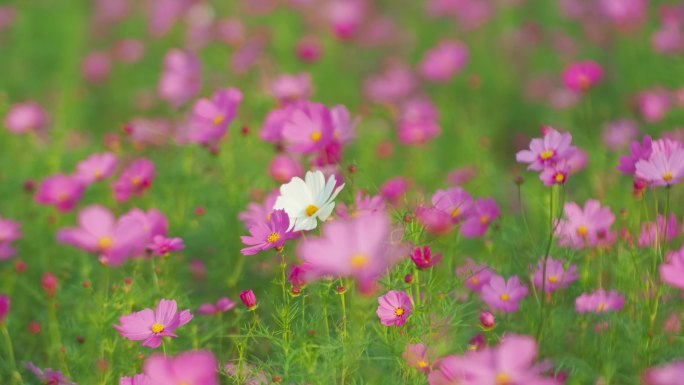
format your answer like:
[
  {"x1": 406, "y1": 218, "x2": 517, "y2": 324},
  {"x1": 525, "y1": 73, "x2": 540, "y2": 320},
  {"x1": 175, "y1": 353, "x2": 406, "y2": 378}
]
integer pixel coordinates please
[{"x1": 3, "y1": 0, "x2": 684, "y2": 384}]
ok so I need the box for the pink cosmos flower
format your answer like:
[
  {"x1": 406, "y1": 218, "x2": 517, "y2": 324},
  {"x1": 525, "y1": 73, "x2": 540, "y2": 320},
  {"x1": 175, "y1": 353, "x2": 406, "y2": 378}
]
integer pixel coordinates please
[
  {"x1": 149, "y1": 235, "x2": 184, "y2": 256},
  {"x1": 379, "y1": 177, "x2": 409, "y2": 205},
  {"x1": 241, "y1": 209, "x2": 296, "y2": 255},
  {"x1": 635, "y1": 143, "x2": 684, "y2": 186},
  {"x1": 281, "y1": 102, "x2": 334, "y2": 154},
  {"x1": 460, "y1": 198, "x2": 499, "y2": 238},
  {"x1": 4, "y1": 101, "x2": 48, "y2": 134},
  {"x1": 427, "y1": 334, "x2": 560, "y2": 385},
  {"x1": 240, "y1": 290, "x2": 257, "y2": 310},
  {"x1": 125, "y1": 118, "x2": 174, "y2": 147},
  {"x1": 363, "y1": 64, "x2": 416, "y2": 105},
  {"x1": 158, "y1": 49, "x2": 201, "y2": 108},
  {"x1": 617, "y1": 135, "x2": 652, "y2": 175},
  {"x1": 638, "y1": 214, "x2": 679, "y2": 247},
  {"x1": 113, "y1": 39, "x2": 145, "y2": 64},
  {"x1": 216, "y1": 18, "x2": 244, "y2": 46},
  {"x1": 643, "y1": 361, "x2": 684, "y2": 385},
  {"x1": 562, "y1": 61, "x2": 603, "y2": 92},
  {"x1": 575, "y1": 289, "x2": 625, "y2": 313},
  {"x1": 114, "y1": 299, "x2": 193, "y2": 349},
  {"x1": 480, "y1": 275, "x2": 528, "y2": 313},
  {"x1": 411, "y1": 245, "x2": 442, "y2": 269},
  {"x1": 516, "y1": 127, "x2": 576, "y2": 171},
  {"x1": 0, "y1": 294, "x2": 8, "y2": 324},
  {"x1": 268, "y1": 73, "x2": 312, "y2": 104},
  {"x1": 432, "y1": 187, "x2": 473, "y2": 223},
  {"x1": 326, "y1": 0, "x2": 365, "y2": 39},
  {"x1": 377, "y1": 290, "x2": 413, "y2": 327},
  {"x1": 336, "y1": 191, "x2": 386, "y2": 219},
  {"x1": 26, "y1": 363, "x2": 76, "y2": 385},
  {"x1": 268, "y1": 154, "x2": 303, "y2": 184},
  {"x1": 652, "y1": 24, "x2": 684, "y2": 55},
  {"x1": 296, "y1": 36, "x2": 322, "y2": 63},
  {"x1": 57, "y1": 205, "x2": 147, "y2": 266},
  {"x1": 34, "y1": 174, "x2": 86, "y2": 212},
  {"x1": 81, "y1": 51, "x2": 111, "y2": 84},
  {"x1": 75, "y1": 152, "x2": 118, "y2": 185},
  {"x1": 532, "y1": 257, "x2": 578, "y2": 292},
  {"x1": 143, "y1": 350, "x2": 218, "y2": 385},
  {"x1": 259, "y1": 104, "x2": 297, "y2": 143},
  {"x1": 0, "y1": 216, "x2": 22, "y2": 258},
  {"x1": 636, "y1": 88, "x2": 671, "y2": 123},
  {"x1": 539, "y1": 160, "x2": 571, "y2": 186},
  {"x1": 121, "y1": 208, "x2": 168, "y2": 245},
  {"x1": 197, "y1": 297, "x2": 237, "y2": 315},
  {"x1": 419, "y1": 40, "x2": 469, "y2": 83},
  {"x1": 660, "y1": 246, "x2": 684, "y2": 290},
  {"x1": 403, "y1": 343, "x2": 432, "y2": 373},
  {"x1": 602, "y1": 119, "x2": 639, "y2": 151},
  {"x1": 456, "y1": 258, "x2": 495, "y2": 292},
  {"x1": 186, "y1": 88, "x2": 242, "y2": 145},
  {"x1": 555, "y1": 200, "x2": 615, "y2": 249},
  {"x1": 297, "y1": 211, "x2": 408, "y2": 292},
  {"x1": 120, "y1": 374, "x2": 152, "y2": 385},
  {"x1": 397, "y1": 98, "x2": 441, "y2": 145},
  {"x1": 599, "y1": 0, "x2": 647, "y2": 27},
  {"x1": 112, "y1": 159, "x2": 155, "y2": 202},
  {"x1": 239, "y1": 190, "x2": 279, "y2": 229},
  {"x1": 416, "y1": 206, "x2": 453, "y2": 235},
  {"x1": 330, "y1": 104, "x2": 355, "y2": 145}
]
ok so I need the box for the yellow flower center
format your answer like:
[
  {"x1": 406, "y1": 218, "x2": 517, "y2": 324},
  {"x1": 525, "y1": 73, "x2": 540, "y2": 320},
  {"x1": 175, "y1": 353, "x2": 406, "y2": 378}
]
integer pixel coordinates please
[
  {"x1": 470, "y1": 277, "x2": 480, "y2": 284},
  {"x1": 151, "y1": 323, "x2": 164, "y2": 334},
  {"x1": 540, "y1": 150, "x2": 554, "y2": 160},
  {"x1": 577, "y1": 225, "x2": 588, "y2": 236},
  {"x1": 450, "y1": 208, "x2": 461, "y2": 218},
  {"x1": 305, "y1": 204, "x2": 318, "y2": 217},
  {"x1": 417, "y1": 360, "x2": 428, "y2": 368},
  {"x1": 554, "y1": 173, "x2": 565, "y2": 183},
  {"x1": 350, "y1": 253, "x2": 369, "y2": 268},
  {"x1": 394, "y1": 307, "x2": 404, "y2": 317},
  {"x1": 548, "y1": 275, "x2": 559, "y2": 284},
  {"x1": 496, "y1": 373, "x2": 512, "y2": 385},
  {"x1": 578, "y1": 74, "x2": 590, "y2": 90},
  {"x1": 131, "y1": 176, "x2": 142, "y2": 186},
  {"x1": 500, "y1": 293, "x2": 509, "y2": 301},
  {"x1": 213, "y1": 115, "x2": 224, "y2": 126},
  {"x1": 57, "y1": 193, "x2": 68, "y2": 202},
  {"x1": 479, "y1": 215, "x2": 490, "y2": 224},
  {"x1": 267, "y1": 232, "x2": 280, "y2": 243},
  {"x1": 93, "y1": 169, "x2": 103, "y2": 179},
  {"x1": 98, "y1": 237, "x2": 113, "y2": 250},
  {"x1": 596, "y1": 303, "x2": 606, "y2": 312},
  {"x1": 663, "y1": 171, "x2": 673, "y2": 182},
  {"x1": 310, "y1": 131, "x2": 322, "y2": 142}
]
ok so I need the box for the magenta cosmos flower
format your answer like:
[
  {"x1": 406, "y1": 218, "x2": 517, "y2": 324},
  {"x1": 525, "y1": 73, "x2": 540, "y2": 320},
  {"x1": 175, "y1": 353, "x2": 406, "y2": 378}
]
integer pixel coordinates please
[
  {"x1": 532, "y1": 257, "x2": 578, "y2": 293},
  {"x1": 120, "y1": 374, "x2": 152, "y2": 385},
  {"x1": 268, "y1": 73, "x2": 312, "y2": 104},
  {"x1": 555, "y1": 200, "x2": 615, "y2": 249},
  {"x1": 416, "y1": 206, "x2": 453, "y2": 235},
  {"x1": 397, "y1": 98, "x2": 441, "y2": 146},
  {"x1": 617, "y1": 135, "x2": 652, "y2": 175},
  {"x1": 379, "y1": 177, "x2": 409, "y2": 205},
  {"x1": 419, "y1": 40, "x2": 469, "y2": 83},
  {"x1": 575, "y1": 289, "x2": 625, "y2": 313},
  {"x1": 57, "y1": 205, "x2": 147, "y2": 266},
  {"x1": 636, "y1": 88, "x2": 671, "y2": 123},
  {"x1": 186, "y1": 88, "x2": 243, "y2": 145},
  {"x1": 0, "y1": 216, "x2": 21, "y2": 260},
  {"x1": 660, "y1": 246, "x2": 684, "y2": 290},
  {"x1": 480, "y1": 275, "x2": 528, "y2": 313},
  {"x1": 403, "y1": 343, "x2": 432, "y2": 373},
  {"x1": 239, "y1": 290, "x2": 257, "y2": 310},
  {"x1": 635, "y1": 140, "x2": 684, "y2": 186},
  {"x1": 112, "y1": 159, "x2": 155, "y2": 202},
  {"x1": 643, "y1": 360, "x2": 684, "y2": 385},
  {"x1": 240, "y1": 209, "x2": 296, "y2": 255},
  {"x1": 0, "y1": 294, "x2": 9, "y2": 324},
  {"x1": 377, "y1": 290, "x2": 413, "y2": 327},
  {"x1": 34, "y1": 174, "x2": 86, "y2": 212},
  {"x1": 638, "y1": 214, "x2": 679, "y2": 248},
  {"x1": 4, "y1": 101, "x2": 48, "y2": 134},
  {"x1": 363, "y1": 64, "x2": 416, "y2": 105},
  {"x1": 460, "y1": 198, "x2": 499, "y2": 238},
  {"x1": 431, "y1": 187, "x2": 473, "y2": 223},
  {"x1": 602, "y1": 119, "x2": 639, "y2": 151},
  {"x1": 427, "y1": 334, "x2": 560, "y2": 385},
  {"x1": 516, "y1": 127, "x2": 576, "y2": 171},
  {"x1": 158, "y1": 49, "x2": 201, "y2": 108},
  {"x1": 75, "y1": 152, "x2": 118, "y2": 185},
  {"x1": 149, "y1": 235, "x2": 184, "y2": 256},
  {"x1": 114, "y1": 299, "x2": 193, "y2": 348},
  {"x1": 411, "y1": 245, "x2": 442, "y2": 269},
  {"x1": 26, "y1": 363, "x2": 76, "y2": 385},
  {"x1": 456, "y1": 258, "x2": 495, "y2": 292},
  {"x1": 562, "y1": 60, "x2": 603, "y2": 92},
  {"x1": 268, "y1": 154, "x2": 303, "y2": 184},
  {"x1": 281, "y1": 101, "x2": 334, "y2": 154},
  {"x1": 197, "y1": 297, "x2": 236, "y2": 316},
  {"x1": 144, "y1": 350, "x2": 218, "y2": 385},
  {"x1": 297, "y1": 211, "x2": 408, "y2": 292}
]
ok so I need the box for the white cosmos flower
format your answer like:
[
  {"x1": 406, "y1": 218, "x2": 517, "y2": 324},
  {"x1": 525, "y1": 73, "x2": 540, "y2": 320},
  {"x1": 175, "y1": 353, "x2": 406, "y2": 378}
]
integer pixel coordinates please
[{"x1": 274, "y1": 170, "x2": 345, "y2": 231}]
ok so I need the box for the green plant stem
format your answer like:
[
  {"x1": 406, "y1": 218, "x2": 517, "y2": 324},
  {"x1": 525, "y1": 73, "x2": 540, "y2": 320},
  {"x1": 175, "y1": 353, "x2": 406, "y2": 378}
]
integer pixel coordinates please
[{"x1": 1, "y1": 325, "x2": 21, "y2": 385}]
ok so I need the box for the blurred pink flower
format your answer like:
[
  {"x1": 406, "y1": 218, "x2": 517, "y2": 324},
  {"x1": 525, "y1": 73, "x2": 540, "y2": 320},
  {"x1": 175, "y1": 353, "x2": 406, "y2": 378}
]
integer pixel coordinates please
[
  {"x1": 555, "y1": 200, "x2": 615, "y2": 249},
  {"x1": 397, "y1": 98, "x2": 441, "y2": 145},
  {"x1": 643, "y1": 361, "x2": 684, "y2": 385},
  {"x1": 638, "y1": 214, "x2": 679, "y2": 248},
  {"x1": 636, "y1": 88, "x2": 670, "y2": 123},
  {"x1": 35, "y1": 174, "x2": 85, "y2": 212},
  {"x1": 0, "y1": 294, "x2": 8, "y2": 324},
  {"x1": 432, "y1": 187, "x2": 473, "y2": 223},
  {"x1": 480, "y1": 275, "x2": 528, "y2": 313},
  {"x1": 81, "y1": 51, "x2": 111, "y2": 84},
  {"x1": 457, "y1": 258, "x2": 495, "y2": 291},
  {"x1": 119, "y1": 374, "x2": 152, "y2": 385},
  {"x1": 112, "y1": 159, "x2": 155, "y2": 202},
  {"x1": 114, "y1": 299, "x2": 193, "y2": 349},
  {"x1": 660, "y1": 246, "x2": 684, "y2": 290},
  {"x1": 460, "y1": 198, "x2": 499, "y2": 238},
  {"x1": 416, "y1": 206, "x2": 453, "y2": 235},
  {"x1": 377, "y1": 290, "x2": 412, "y2": 327},
  {"x1": 4, "y1": 102, "x2": 48, "y2": 134},
  {"x1": 144, "y1": 350, "x2": 217, "y2": 385},
  {"x1": 282, "y1": 102, "x2": 334, "y2": 154},
  {"x1": 363, "y1": 64, "x2": 416, "y2": 105},
  {"x1": 113, "y1": 39, "x2": 145, "y2": 63},
  {"x1": 269, "y1": 73, "x2": 312, "y2": 104},
  {"x1": 617, "y1": 135, "x2": 652, "y2": 175},
  {"x1": 239, "y1": 190, "x2": 279, "y2": 229},
  {"x1": 562, "y1": 61, "x2": 603, "y2": 92},
  {"x1": 403, "y1": 343, "x2": 432, "y2": 372},
  {"x1": 419, "y1": 40, "x2": 469, "y2": 83},
  {"x1": 149, "y1": 235, "x2": 184, "y2": 256},
  {"x1": 602, "y1": 119, "x2": 639, "y2": 151},
  {"x1": 75, "y1": 152, "x2": 118, "y2": 185},
  {"x1": 158, "y1": 49, "x2": 201, "y2": 108},
  {"x1": 197, "y1": 297, "x2": 237, "y2": 315},
  {"x1": 379, "y1": 177, "x2": 409, "y2": 205},
  {"x1": 575, "y1": 289, "x2": 625, "y2": 313},
  {"x1": 532, "y1": 257, "x2": 578, "y2": 292},
  {"x1": 186, "y1": 88, "x2": 243, "y2": 145}
]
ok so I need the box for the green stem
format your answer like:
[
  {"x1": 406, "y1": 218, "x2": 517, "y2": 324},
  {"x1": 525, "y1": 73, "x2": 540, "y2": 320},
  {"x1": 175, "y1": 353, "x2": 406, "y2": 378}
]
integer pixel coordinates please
[
  {"x1": 1, "y1": 325, "x2": 21, "y2": 385},
  {"x1": 537, "y1": 185, "x2": 556, "y2": 341}
]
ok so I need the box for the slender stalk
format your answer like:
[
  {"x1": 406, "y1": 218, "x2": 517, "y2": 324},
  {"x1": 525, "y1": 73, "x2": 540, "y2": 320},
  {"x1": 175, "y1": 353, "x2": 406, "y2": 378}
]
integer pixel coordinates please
[
  {"x1": 1, "y1": 325, "x2": 21, "y2": 385},
  {"x1": 537, "y1": 185, "x2": 556, "y2": 340}
]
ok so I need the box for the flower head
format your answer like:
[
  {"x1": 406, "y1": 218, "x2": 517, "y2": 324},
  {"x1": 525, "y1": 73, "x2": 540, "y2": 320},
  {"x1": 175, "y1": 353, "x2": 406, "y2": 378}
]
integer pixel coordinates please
[
  {"x1": 480, "y1": 275, "x2": 528, "y2": 313},
  {"x1": 241, "y1": 209, "x2": 296, "y2": 255},
  {"x1": 532, "y1": 257, "x2": 578, "y2": 292},
  {"x1": 516, "y1": 127, "x2": 576, "y2": 171},
  {"x1": 114, "y1": 299, "x2": 193, "y2": 348},
  {"x1": 4, "y1": 102, "x2": 48, "y2": 134},
  {"x1": 411, "y1": 245, "x2": 442, "y2": 269},
  {"x1": 431, "y1": 187, "x2": 473, "y2": 223},
  {"x1": 75, "y1": 152, "x2": 118, "y2": 185},
  {"x1": 281, "y1": 102, "x2": 334, "y2": 154},
  {"x1": 112, "y1": 159, "x2": 155, "y2": 202},
  {"x1": 377, "y1": 290, "x2": 412, "y2": 327},
  {"x1": 562, "y1": 60, "x2": 603, "y2": 92},
  {"x1": 643, "y1": 360, "x2": 684, "y2": 385},
  {"x1": 143, "y1": 350, "x2": 218, "y2": 385},
  {"x1": 158, "y1": 49, "x2": 201, "y2": 108},
  {"x1": 239, "y1": 290, "x2": 257, "y2": 310},
  {"x1": 555, "y1": 200, "x2": 615, "y2": 249},
  {"x1": 149, "y1": 235, "x2": 185, "y2": 256},
  {"x1": 26, "y1": 363, "x2": 76, "y2": 385},
  {"x1": 660, "y1": 246, "x2": 684, "y2": 290},
  {"x1": 638, "y1": 214, "x2": 680, "y2": 247},
  {"x1": 403, "y1": 343, "x2": 432, "y2": 373},
  {"x1": 460, "y1": 198, "x2": 499, "y2": 238},
  {"x1": 239, "y1": 190, "x2": 279, "y2": 229},
  {"x1": 197, "y1": 297, "x2": 237, "y2": 316},
  {"x1": 456, "y1": 258, "x2": 495, "y2": 292},
  {"x1": 34, "y1": 174, "x2": 86, "y2": 212},
  {"x1": 274, "y1": 170, "x2": 345, "y2": 231},
  {"x1": 635, "y1": 140, "x2": 684, "y2": 186},
  {"x1": 419, "y1": 40, "x2": 468, "y2": 83},
  {"x1": 186, "y1": 88, "x2": 242, "y2": 145},
  {"x1": 268, "y1": 73, "x2": 312, "y2": 104},
  {"x1": 575, "y1": 289, "x2": 625, "y2": 313}
]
